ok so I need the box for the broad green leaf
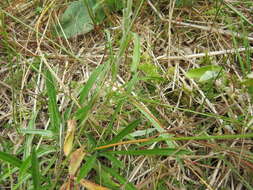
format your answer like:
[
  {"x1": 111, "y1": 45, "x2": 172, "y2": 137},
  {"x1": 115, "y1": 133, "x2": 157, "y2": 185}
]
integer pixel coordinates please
[
  {"x1": 0, "y1": 151, "x2": 23, "y2": 168},
  {"x1": 107, "y1": 148, "x2": 190, "y2": 156},
  {"x1": 108, "y1": 120, "x2": 140, "y2": 144},
  {"x1": 31, "y1": 148, "x2": 41, "y2": 190},
  {"x1": 186, "y1": 65, "x2": 222, "y2": 82},
  {"x1": 57, "y1": 0, "x2": 98, "y2": 38},
  {"x1": 102, "y1": 166, "x2": 136, "y2": 190},
  {"x1": 57, "y1": 0, "x2": 124, "y2": 38},
  {"x1": 77, "y1": 154, "x2": 97, "y2": 182},
  {"x1": 199, "y1": 70, "x2": 219, "y2": 82},
  {"x1": 45, "y1": 70, "x2": 61, "y2": 134}
]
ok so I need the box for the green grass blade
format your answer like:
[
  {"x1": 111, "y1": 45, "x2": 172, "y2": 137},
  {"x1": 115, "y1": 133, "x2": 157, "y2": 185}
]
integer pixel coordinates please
[
  {"x1": 107, "y1": 119, "x2": 140, "y2": 144},
  {"x1": 102, "y1": 166, "x2": 136, "y2": 190},
  {"x1": 45, "y1": 70, "x2": 61, "y2": 134},
  {"x1": 75, "y1": 101, "x2": 93, "y2": 122},
  {"x1": 130, "y1": 33, "x2": 141, "y2": 73},
  {"x1": 101, "y1": 99, "x2": 125, "y2": 142},
  {"x1": 94, "y1": 165, "x2": 119, "y2": 189},
  {"x1": 131, "y1": 99, "x2": 175, "y2": 147},
  {"x1": 106, "y1": 148, "x2": 191, "y2": 156},
  {"x1": 31, "y1": 148, "x2": 41, "y2": 190},
  {"x1": 23, "y1": 111, "x2": 38, "y2": 159},
  {"x1": 19, "y1": 156, "x2": 31, "y2": 177},
  {"x1": 20, "y1": 129, "x2": 54, "y2": 137},
  {"x1": 99, "y1": 153, "x2": 124, "y2": 168},
  {"x1": 77, "y1": 154, "x2": 97, "y2": 182},
  {"x1": 0, "y1": 151, "x2": 23, "y2": 168},
  {"x1": 79, "y1": 63, "x2": 107, "y2": 104}
]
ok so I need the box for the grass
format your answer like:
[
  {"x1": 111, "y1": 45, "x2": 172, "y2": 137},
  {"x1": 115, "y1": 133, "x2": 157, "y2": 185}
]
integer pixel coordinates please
[{"x1": 0, "y1": 0, "x2": 253, "y2": 189}]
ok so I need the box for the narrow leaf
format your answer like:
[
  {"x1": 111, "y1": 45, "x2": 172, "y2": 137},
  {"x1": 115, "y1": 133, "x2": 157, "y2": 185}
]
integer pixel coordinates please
[
  {"x1": 20, "y1": 129, "x2": 54, "y2": 137},
  {"x1": 99, "y1": 153, "x2": 124, "y2": 169},
  {"x1": 108, "y1": 120, "x2": 140, "y2": 144},
  {"x1": 131, "y1": 99, "x2": 175, "y2": 147},
  {"x1": 77, "y1": 154, "x2": 97, "y2": 182},
  {"x1": 0, "y1": 151, "x2": 23, "y2": 168},
  {"x1": 69, "y1": 148, "x2": 86, "y2": 176},
  {"x1": 79, "y1": 63, "x2": 107, "y2": 104},
  {"x1": 131, "y1": 33, "x2": 141, "y2": 73},
  {"x1": 63, "y1": 120, "x2": 76, "y2": 156},
  {"x1": 106, "y1": 148, "x2": 191, "y2": 156},
  {"x1": 31, "y1": 148, "x2": 41, "y2": 190},
  {"x1": 102, "y1": 166, "x2": 136, "y2": 190},
  {"x1": 46, "y1": 70, "x2": 61, "y2": 133}
]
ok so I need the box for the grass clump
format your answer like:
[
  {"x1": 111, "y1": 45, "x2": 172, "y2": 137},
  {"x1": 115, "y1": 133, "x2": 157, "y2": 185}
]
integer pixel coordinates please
[{"x1": 0, "y1": 0, "x2": 253, "y2": 189}]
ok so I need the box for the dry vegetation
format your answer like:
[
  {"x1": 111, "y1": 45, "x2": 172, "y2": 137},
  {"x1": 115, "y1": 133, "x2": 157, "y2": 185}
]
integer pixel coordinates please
[{"x1": 1, "y1": 0, "x2": 253, "y2": 189}]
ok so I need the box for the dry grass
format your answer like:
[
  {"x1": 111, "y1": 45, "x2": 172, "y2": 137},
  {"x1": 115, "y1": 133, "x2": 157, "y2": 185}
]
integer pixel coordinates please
[{"x1": 1, "y1": 0, "x2": 253, "y2": 189}]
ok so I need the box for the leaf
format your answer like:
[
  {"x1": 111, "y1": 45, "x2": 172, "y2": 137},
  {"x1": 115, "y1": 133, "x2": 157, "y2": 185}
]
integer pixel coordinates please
[
  {"x1": 79, "y1": 63, "x2": 107, "y2": 104},
  {"x1": 69, "y1": 148, "x2": 86, "y2": 176},
  {"x1": 131, "y1": 33, "x2": 141, "y2": 73},
  {"x1": 131, "y1": 99, "x2": 175, "y2": 147},
  {"x1": 107, "y1": 120, "x2": 140, "y2": 145},
  {"x1": 23, "y1": 111, "x2": 38, "y2": 159},
  {"x1": 94, "y1": 165, "x2": 120, "y2": 189},
  {"x1": 60, "y1": 181, "x2": 71, "y2": 190},
  {"x1": 45, "y1": 70, "x2": 61, "y2": 134},
  {"x1": 99, "y1": 153, "x2": 124, "y2": 169},
  {"x1": 80, "y1": 179, "x2": 109, "y2": 190},
  {"x1": 138, "y1": 63, "x2": 162, "y2": 79},
  {"x1": 77, "y1": 154, "x2": 97, "y2": 182},
  {"x1": 19, "y1": 156, "x2": 32, "y2": 180},
  {"x1": 104, "y1": 0, "x2": 124, "y2": 12},
  {"x1": 31, "y1": 148, "x2": 41, "y2": 190},
  {"x1": 106, "y1": 148, "x2": 191, "y2": 156},
  {"x1": 129, "y1": 128, "x2": 156, "y2": 137},
  {"x1": 64, "y1": 120, "x2": 76, "y2": 156},
  {"x1": 199, "y1": 70, "x2": 219, "y2": 82},
  {"x1": 57, "y1": 0, "x2": 95, "y2": 38},
  {"x1": 0, "y1": 151, "x2": 23, "y2": 168},
  {"x1": 60, "y1": 179, "x2": 75, "y2": 190},
  {"x1": 186, "y1": 65, "x2": 222, "y2": 82},
  {"x1": 102, "y1": 166, "x2": 136, "y2": 190},
  {"x1": 20, "y1": 129, "x2": 54, "y2": 137}
]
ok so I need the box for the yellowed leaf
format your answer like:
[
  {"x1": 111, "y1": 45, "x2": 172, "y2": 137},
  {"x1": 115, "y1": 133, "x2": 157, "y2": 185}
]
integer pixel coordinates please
[
  {"x1": 60, "y1": 181, "x2": 71, "y2": 190},
  {"x1": 80, "y1": 179, "x2": 110, "y2": 190},
  {"x1": 64, "y1": 120, "x2": 76, "y2": 156},
  {"x1": 69, "y1": 148, "x2": 86, "y2": 176},
  {"x1": 60, "y1": 178, "x2": 76, "y2": 190}
]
